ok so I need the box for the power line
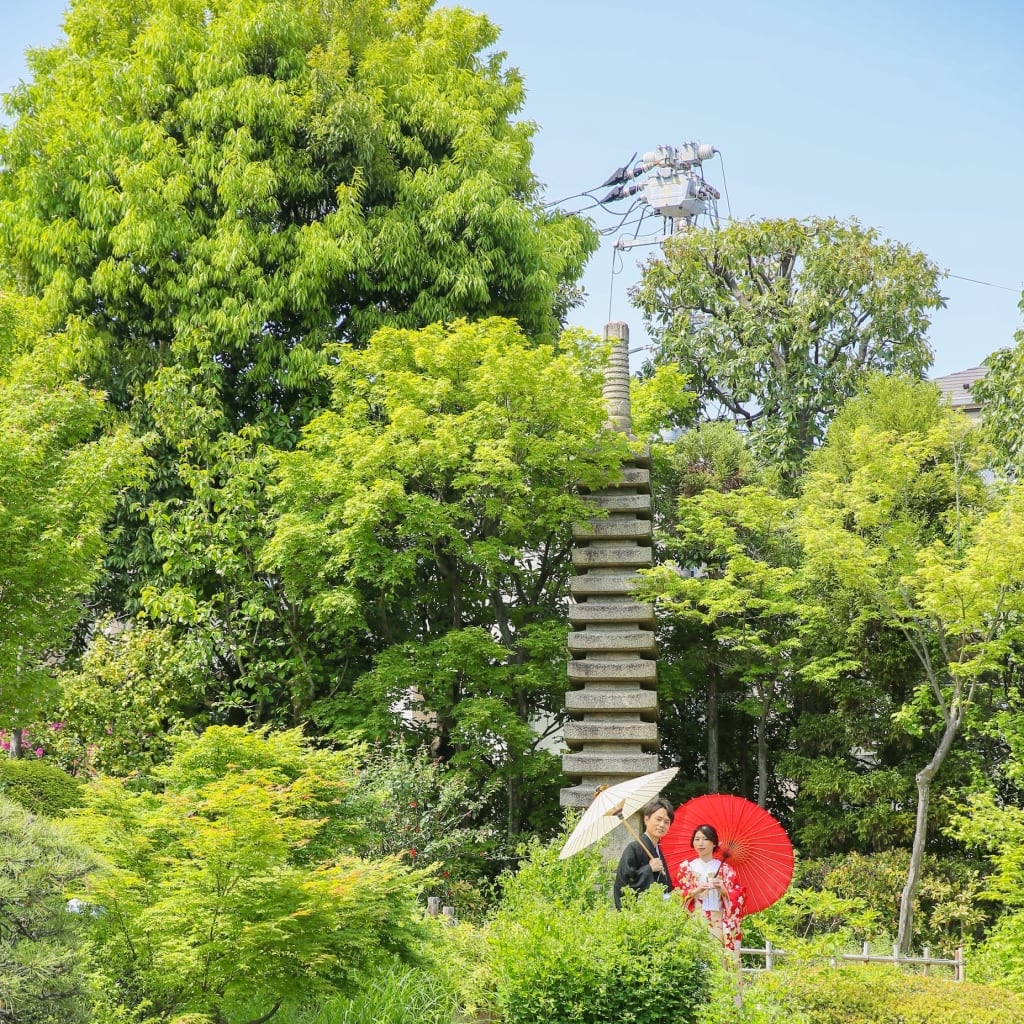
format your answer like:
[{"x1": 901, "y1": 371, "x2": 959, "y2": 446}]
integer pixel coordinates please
[{"x1": 945, "y1": 271, "x2": 1020, "y2": 294}]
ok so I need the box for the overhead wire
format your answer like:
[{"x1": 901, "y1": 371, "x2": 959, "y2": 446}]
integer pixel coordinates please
[
  {"x1": 716, "y1": 151, "x2": 733, "y2": 222},
  {"x1": 596, "y1": 198, "x2": 642, "y2": 236},
  {"x1": 944, "y1": 272, "x2": 1019, "y2": 293},
  {"x1": 607, "y1": 244, "x2": 624, "y2": 322},
  {"x1": 547, "y1": 152, "x2": 1020, "y2": 323}
]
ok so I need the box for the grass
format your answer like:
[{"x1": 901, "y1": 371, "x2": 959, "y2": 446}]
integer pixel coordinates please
[{"x1": 265, "y1": 963, "x2": 462, "y2": 1024}]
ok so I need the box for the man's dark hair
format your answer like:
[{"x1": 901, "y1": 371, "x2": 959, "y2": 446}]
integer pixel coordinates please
[{"x1": 642, "y1": 797, "x2": 674, "y2": 822}]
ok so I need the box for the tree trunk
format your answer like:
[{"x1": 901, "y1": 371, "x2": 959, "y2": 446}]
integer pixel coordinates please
[
  {"x1": 757, "y1": 689, "x2": 770, "y2": 808},
  {"x1": 507, "y1": 774, "x2": 523, "y2": 837},
  {"x1": 897, "y1": 713, "x2": 961, "y2": 954},
  {"x1": 10, "y1": 728, "x2": 22, "y2": 759},
  {"x1": 707, "y1": 667, "x2": 719, "y2": 793}
]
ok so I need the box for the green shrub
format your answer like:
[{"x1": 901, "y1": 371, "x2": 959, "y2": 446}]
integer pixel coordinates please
[
  {"x1": 75, "y1": 726, "x2": 433, "y2": 1024},
  {"x1": 0, "y1": 756, "x2": 84, "y2": 816},
  {"x1": 773, "y1": 851, "x2": 990, "y2": 952},
  {"x1": 972, "y1": 909, "x2": 1024, "y2": 994},
  {"x1": 349, "y1": 744, "x2": 499, "y2": 918},
  {"x1": 480, "y1": 838, "x2": 731, "y2": 1024},
  {"x1": 749, "y1": 965, "x2": 1024, "y2": 1024}
]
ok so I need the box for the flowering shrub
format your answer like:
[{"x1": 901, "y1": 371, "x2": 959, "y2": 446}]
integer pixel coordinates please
[
  {"x1": 351, "y1": 744, "x2": 500, "y2": 915},
  {"x1": 0, "y1": 727, "x2": 45, "y2": 757}
]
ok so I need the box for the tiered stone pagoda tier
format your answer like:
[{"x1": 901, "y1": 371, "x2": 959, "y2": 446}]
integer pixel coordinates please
[{"x1": 560, "y1": 322, "x2": 660, "y2": 809}]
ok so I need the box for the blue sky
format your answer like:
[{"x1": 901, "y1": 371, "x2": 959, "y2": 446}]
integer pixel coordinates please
[{"x1": 4, "y1": 0, "x2": 1022, "y2": 376}]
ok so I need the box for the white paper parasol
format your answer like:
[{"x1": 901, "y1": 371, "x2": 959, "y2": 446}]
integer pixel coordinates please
[{"x1": 559, "y1": 767, "x2": 679, "y2": 859}]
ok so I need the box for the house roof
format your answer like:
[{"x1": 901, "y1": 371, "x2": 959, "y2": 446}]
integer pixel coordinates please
[{"x1": 932, "y1": 366, "x2": 987, "y2": 410}]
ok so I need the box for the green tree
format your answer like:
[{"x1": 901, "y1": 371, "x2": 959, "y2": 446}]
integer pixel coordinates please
[
  {"x1": 974, "y1": 331, "x2": 1024, "y2": 476},
  {"x1": 948, "y1": 710, "x2": 1024, "y2": 991},
  {"x1": 0, "y1": 795, "x2": 93, "y2": 1024},
  {"x1": 631, "y1": 217, "x2": 943, "y2": 478},
  {"x1": 0, "y1": 294, "x2": 144, "y2": 744},
  {"x1": 645, "y1": 423, "x2": 761, "y2": 799},
  {"x1": 46, "y1": 622, "x2": 212, "y2": 776},
  {"x1": 0, "y1": 0, "x2": 596, "y2": 719},
  {"x1": 796, "y1": 374, "x2": 1024, "y2": 953},
  {"x1": 75, "y1": 726, "x2": 430, "y2": 1024},
  {"x1": 265, "y1": 317, "x2": 637, "y2": 839},
  {"x1": 640, "y1": 479, "x2": 803, "y2": 807}
]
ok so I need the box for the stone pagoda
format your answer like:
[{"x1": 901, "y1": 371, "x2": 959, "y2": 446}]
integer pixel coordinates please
[{"x1": 561, "y1": 322, "x2": 660, "y2": 828}]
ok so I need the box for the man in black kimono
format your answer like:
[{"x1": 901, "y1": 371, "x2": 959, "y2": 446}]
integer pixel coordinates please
[{"x1": 613, "y1": 797, "x2": 675, "y2": 909}]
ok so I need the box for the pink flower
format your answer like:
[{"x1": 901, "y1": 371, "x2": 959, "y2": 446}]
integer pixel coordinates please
[{"x1": 34, "y1": 748, "x2": 44, "y2": 758}]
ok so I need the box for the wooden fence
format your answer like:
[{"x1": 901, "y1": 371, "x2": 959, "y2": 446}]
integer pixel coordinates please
[{"x1": 739, "y1": 939, "x2": 965, "y2": 981}]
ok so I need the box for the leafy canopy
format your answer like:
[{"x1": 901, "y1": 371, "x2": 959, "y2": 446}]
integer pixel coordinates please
[
  {"x1": 0, "y1": 0, "x2": 595, "y2": 427},
  {"x1": 0, "y1": 295, "x2": 144, "y2": 727},
  {"x1": 795, "y1": 374, "x2": 1024, "y2": 952},
  {"x1": 266, "y1": 317, "x2": 645, "y2": 837},
  {"x1": 632, "y1": 216, "x2": 943, "y2": 477}
]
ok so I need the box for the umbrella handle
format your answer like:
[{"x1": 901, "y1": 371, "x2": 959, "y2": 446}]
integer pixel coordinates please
[{"x1": 613, "y1": 809, "x2": 645, "y2": 846}]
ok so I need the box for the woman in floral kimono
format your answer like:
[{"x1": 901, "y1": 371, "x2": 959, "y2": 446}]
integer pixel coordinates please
[{"x1": 675, "y1": 824, "x2": 745, "y2": 951}]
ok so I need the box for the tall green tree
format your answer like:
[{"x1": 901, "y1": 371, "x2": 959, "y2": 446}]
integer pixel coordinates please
[
  {"x1": 796, "y1": 374, "x2": 1024, "y2": 953},
  {"x1": 0, "y1": 0, "x2": 596, "y2": 720},
  {"x1": 643, "y1": 426, "x2": 931, "y2": 849},
  {"x1": 265, "y1": 317, "x2": 641, "y2": 838},
  {"x1": 641, "y1": 481, "x2": 803, "y2": 808},
  {"x1": 0, "y1": 295, "x2": 144, "y2": 744},
  {"x1": 631, "y1": 217, "x2": 943, "y2": 478},
  {"x1": 950, "y1": 710, "x2": 1024, "y2": 992}
]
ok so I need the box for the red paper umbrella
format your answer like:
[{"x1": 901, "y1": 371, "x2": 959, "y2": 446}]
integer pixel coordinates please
[{"x1": 661, "y1": 794, "x2": 794, "y2": 914}]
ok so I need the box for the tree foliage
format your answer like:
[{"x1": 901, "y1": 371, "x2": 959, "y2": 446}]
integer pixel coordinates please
[
  {"x1": 0, "y1": 796, "x2": 93, "y2": 1024},
  {"x1": 632, "y1": 217, "x2": 943, "y2": 477},
  {"x1": 0, "y1": 0, "x2": 597, "y2": 717},
  {"x1": 974, "y1": 331, "x2": 1024, "y2": 477},
  {"x1": 75, "y1": 726, "x2": 431, "y2": 1024},
  {"x1": 0, "y1": 295, "x2": 144, "y2": 731},
  {"x1": 1, "y1": 0, "x2": 593, "y2": 412},
  {"x1": 640, "y1": 480, "x2": 803, "y2": 807},
  {"x1": 47, "y1": 622, "x2": 212, "y2": 777},
  {"x1": 266, "y1": 317, "x2": 637, "y2": 837},
  {"x1": 796, "y1": 374, "x2": 1024, "y2": 952}
]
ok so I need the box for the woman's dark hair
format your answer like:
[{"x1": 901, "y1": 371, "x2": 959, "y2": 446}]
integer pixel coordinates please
[
  {"x1": 641, "y1": 797, "x2": 674, "y2": 823},
  {"x1": 691, "y1": 824, "x2": 719, "y2": 848}
]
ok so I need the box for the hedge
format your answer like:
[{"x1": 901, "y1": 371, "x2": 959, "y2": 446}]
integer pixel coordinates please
[{"x1": 749, "y1": 964, "x2": 1024, "y2": 1024}]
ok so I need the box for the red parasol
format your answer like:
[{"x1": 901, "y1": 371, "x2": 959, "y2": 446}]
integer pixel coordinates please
[{"x1": 661, "y1": 794, "x2": 793, "y2": 914}]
